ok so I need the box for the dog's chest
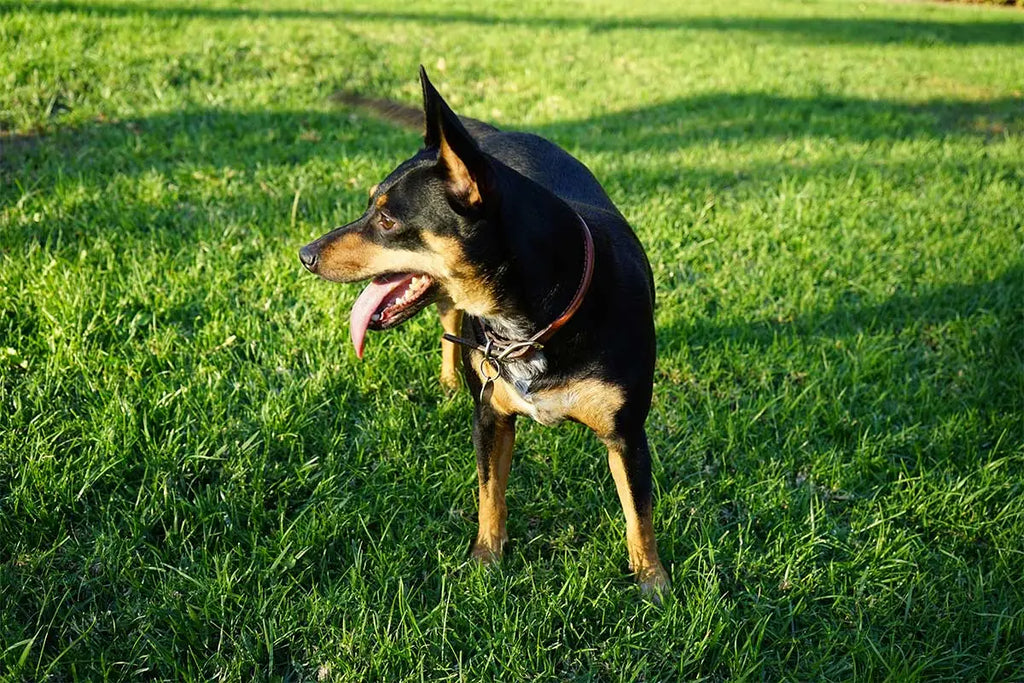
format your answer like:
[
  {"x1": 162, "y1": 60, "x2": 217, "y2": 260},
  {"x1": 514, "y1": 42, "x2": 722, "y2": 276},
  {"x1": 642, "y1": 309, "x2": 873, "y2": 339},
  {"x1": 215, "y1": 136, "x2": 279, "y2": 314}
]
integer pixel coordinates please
[
  {"x1": 468, "y1": 351, "x2": 562, "y2": 425},
  {"x1": 494, "y1": 379, "x2": 572, "y2": 427},
  {"x1": 470, "y1": 351, "x2": 625, "y2": 437}
]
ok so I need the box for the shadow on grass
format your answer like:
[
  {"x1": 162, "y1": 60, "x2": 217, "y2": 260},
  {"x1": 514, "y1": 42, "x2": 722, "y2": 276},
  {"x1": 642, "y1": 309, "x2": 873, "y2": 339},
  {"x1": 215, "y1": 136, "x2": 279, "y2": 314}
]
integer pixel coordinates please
[
  {"x1": 658, "y1": 265, "x2": 1023, "y2": 445},
  {"x1": 4, "y1": 86, "x2": 1019, "y2": 424},
  {"x1": 2, "y1": 88, "x2": 1020, "y2": 248},
  {"x1": 6, "y1": 0, "x2": 1024, "y2": 45},
  {"x1": 539, "y1": 92, "x2": 1024, "y2": 152},
  {"x1": 4, "y1": 91, "x2": 1020, "y2": 451}
]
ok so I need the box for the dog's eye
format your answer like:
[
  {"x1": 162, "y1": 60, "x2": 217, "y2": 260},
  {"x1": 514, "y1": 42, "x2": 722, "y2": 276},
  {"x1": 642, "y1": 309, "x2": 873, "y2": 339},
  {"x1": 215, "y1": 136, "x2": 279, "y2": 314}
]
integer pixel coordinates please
[{"x1": 378, "y1": 212, "x2": 397, "y2": 231}]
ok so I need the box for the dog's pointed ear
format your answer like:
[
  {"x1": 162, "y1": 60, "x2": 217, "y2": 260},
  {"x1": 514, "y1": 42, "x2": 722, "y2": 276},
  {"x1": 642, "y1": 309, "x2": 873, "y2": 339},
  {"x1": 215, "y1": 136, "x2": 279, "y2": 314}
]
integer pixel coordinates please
[
  {"x1": 420, "y1": 67, "x2": 492, "y2": 208},
  {"x1": 419, "y1": 65, "x2": 441, "y2": 149},
  {"x1": 437, "y1": 114, "x2": 489, "y2": 208}
]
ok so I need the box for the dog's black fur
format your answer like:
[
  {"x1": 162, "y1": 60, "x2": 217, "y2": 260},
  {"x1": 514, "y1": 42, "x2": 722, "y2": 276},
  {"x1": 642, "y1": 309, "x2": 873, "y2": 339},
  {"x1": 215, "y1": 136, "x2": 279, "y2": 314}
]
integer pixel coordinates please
[{"x1": 300, "y1": 68, "x2": 668, "y2": 595}]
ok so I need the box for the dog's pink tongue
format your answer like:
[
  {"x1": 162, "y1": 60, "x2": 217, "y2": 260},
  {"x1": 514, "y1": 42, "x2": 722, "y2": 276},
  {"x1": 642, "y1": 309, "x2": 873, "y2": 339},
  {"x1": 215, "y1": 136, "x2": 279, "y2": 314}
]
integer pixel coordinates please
[{"x1": 349, "y1": 274, "x2": 409, "y2": 358}]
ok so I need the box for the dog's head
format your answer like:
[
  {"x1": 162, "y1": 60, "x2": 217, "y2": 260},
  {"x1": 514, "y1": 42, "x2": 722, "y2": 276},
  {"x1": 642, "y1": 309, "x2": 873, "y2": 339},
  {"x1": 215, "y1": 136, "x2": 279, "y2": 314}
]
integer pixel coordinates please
[{"x1": 299, "y1": 67, "x2": 501, "y2": 357}]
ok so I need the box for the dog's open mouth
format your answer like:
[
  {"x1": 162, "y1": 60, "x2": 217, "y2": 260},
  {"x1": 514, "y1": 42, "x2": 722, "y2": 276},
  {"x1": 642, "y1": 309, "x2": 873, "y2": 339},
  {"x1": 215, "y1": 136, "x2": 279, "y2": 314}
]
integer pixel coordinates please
[{"x1": 349, "y1": 273, "x2": 437, "y2": 358}]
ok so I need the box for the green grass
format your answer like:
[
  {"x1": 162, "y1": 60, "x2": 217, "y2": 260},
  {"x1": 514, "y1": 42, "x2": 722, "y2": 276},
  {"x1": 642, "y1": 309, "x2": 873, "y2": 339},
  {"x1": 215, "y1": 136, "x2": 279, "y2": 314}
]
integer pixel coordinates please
[{"x1": 2, "y1": 0, "x2": 1023, "y2": 679}]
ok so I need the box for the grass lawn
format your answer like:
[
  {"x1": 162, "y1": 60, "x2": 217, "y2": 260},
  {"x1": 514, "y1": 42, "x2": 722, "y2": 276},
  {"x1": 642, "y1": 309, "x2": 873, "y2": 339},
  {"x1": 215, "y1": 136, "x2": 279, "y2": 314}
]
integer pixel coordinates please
[{"x1": 2, "y1": 0, "x2": 1023, "y2": 679}]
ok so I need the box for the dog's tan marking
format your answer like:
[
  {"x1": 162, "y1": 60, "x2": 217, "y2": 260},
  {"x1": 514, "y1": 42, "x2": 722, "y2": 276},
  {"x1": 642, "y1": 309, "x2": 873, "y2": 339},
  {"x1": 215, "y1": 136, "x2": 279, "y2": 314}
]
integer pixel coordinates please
[
  {"x1": 605, "y1": 438, "x2": 669, "y2": 596},
  {"x1": 315, "y1": 225, "x2": 499, "y2": 315},
  {"x1": 436, "y1": 297, "x2": 463, "y2": 390},
  {"x1": 561, "y1": 380, "x2": 625, "y2": 439},
  {"x1": 368, "y1": 183, "x2": 379, "y2": 198},
  {"x1": 316, "y1": 229, "x2": 499, "y2": 318},
  {"x1": 470, "y1": 365, "x2": 624, "y2": 434},
  {"x1": 479, "y1": 374, "x2": 532, "y2": 418},
  {"x1": 421, "y1": 233, "x2": 499, "y2": 316},
  {"x1": 317, "y1": 231, "x2": 388, "y2": 280},
  {"x1": 319, "y1": 242, "x2": 435, "y2": 282},
  {"x1": 375, "y1": 192, "x2": 388, "y2": 209},
  {"x1": 471, "y1": 416, "x2": 515, "y2": 563},
  {"x1": 316, "y1": 228, "x2": 443, "y2": 282},
  {"x1": 439, "y1": 133, "x2": 482, "y2": 206}
]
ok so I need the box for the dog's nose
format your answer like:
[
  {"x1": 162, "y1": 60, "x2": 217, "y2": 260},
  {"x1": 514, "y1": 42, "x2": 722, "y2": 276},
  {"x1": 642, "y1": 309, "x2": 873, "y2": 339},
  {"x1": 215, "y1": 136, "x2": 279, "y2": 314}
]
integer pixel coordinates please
[{"x1": 299, "y1": 244, "x2": 319, "y2": 272}]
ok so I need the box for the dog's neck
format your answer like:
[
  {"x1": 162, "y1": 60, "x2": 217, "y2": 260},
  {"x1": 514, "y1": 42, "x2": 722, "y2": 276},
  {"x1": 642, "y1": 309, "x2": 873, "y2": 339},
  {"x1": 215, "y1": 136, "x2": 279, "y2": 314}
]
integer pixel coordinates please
[
  {"x1": 492, "y1": 191, "x2": 589, "y2": 332},
  {"x1": 474, "y1": 207, "x2": 591, "y2": 384}
]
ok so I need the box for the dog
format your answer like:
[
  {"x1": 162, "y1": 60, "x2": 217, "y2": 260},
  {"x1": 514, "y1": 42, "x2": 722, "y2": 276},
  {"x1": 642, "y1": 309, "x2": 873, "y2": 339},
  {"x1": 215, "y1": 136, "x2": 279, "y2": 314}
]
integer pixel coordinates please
[{"x1": 299, "y1": 68, "x2": 669, "y2": 597}]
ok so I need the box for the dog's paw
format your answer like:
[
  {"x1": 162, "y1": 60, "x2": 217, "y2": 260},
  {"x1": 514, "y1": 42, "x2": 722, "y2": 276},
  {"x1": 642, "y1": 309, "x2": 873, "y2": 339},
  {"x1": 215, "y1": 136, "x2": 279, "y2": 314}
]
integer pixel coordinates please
[
  {"x1": 440, "y1": 369, "x2": 461, "y2": 393},
  {"x1": 470, "y1": 538, "x2": 505, "y2": 565},
  {"x1": 636, "y1": 564, "x2": 671, "y2": 604}
]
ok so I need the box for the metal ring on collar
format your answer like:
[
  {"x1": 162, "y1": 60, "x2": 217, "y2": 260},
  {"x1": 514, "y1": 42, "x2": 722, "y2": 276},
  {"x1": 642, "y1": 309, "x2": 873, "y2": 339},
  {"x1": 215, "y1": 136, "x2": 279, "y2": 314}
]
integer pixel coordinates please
[{"x1": 478, "y1": 356, "x2": 501, "y2": 383}]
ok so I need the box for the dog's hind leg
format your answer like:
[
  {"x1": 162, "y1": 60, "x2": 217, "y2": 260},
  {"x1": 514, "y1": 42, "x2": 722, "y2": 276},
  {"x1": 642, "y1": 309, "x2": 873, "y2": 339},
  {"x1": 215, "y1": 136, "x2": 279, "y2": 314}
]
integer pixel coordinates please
[
  {"x1": 437, "y1": 297, "x2": 463, "y2": 391},
  {"x1": 470, "y1": 405, "x2": 516, "y2": 563},
  {"x1": 604, "y1": 429, "x2": 670, "y2": 600}
]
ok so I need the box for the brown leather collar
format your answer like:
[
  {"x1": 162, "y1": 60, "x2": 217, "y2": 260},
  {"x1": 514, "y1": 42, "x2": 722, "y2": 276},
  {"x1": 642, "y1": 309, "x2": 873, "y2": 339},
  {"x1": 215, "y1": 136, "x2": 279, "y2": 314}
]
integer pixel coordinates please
[{"x1": 443, "y1": 211, "x2": 595, "y2": 365}]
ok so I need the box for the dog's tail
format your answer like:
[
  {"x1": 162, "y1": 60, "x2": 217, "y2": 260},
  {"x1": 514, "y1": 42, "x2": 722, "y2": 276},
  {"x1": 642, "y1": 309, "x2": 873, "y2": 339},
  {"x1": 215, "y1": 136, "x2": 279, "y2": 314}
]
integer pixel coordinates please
[{"x1": 329, "y1": 92, "x2": 423, "y2": 131}]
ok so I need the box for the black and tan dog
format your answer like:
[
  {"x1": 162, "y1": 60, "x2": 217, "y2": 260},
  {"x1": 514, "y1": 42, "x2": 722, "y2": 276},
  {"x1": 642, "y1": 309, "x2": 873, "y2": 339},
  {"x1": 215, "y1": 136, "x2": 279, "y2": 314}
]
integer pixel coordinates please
[{"x1": 299, "y1": 68, "x2": 669, "y2": 596}]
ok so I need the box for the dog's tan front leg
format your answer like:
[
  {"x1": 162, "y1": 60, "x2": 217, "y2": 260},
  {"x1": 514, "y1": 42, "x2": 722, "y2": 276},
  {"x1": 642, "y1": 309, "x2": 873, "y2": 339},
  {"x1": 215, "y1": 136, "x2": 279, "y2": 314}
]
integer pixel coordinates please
[
  {"x1": 605, "y1": 431, "x2": 670, "y2": 599},
  {"x1": 471, "y1": 406, "x2": 516, "y2": 563},
  {"x1": 436, "y1": 297, "x2": 463, "y2": 391}
]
